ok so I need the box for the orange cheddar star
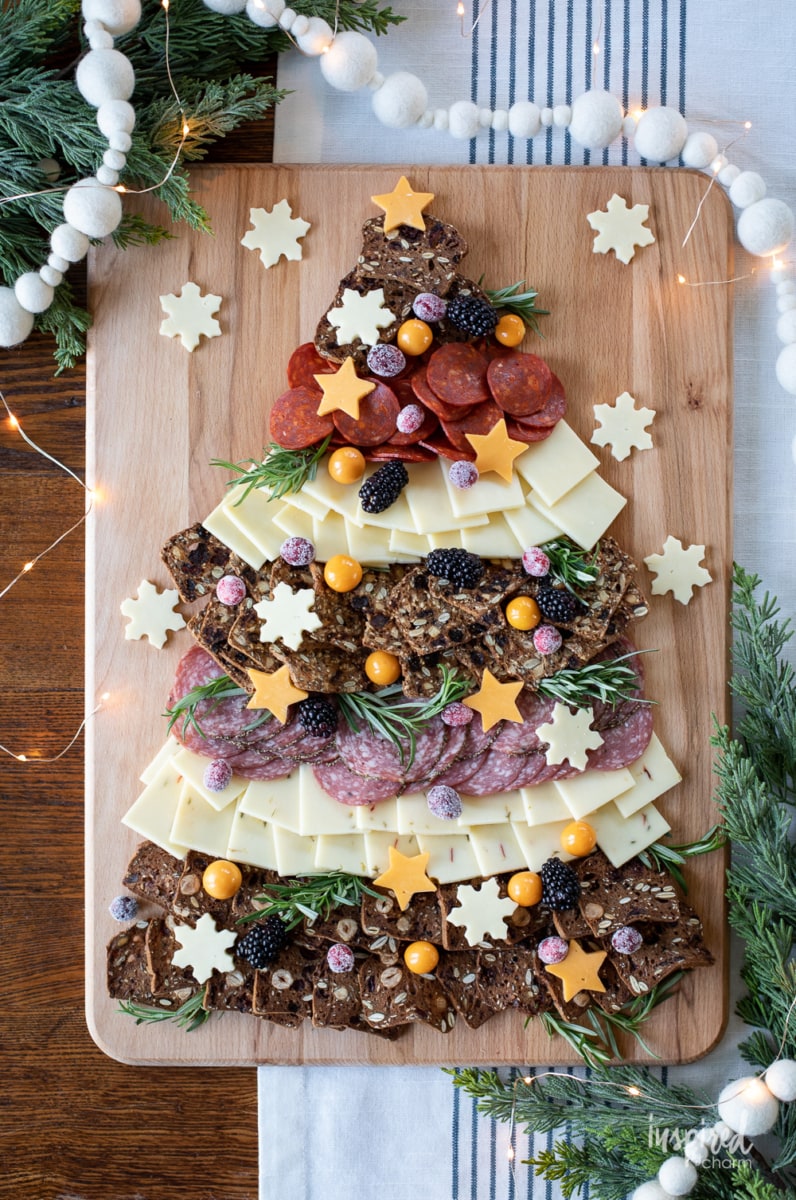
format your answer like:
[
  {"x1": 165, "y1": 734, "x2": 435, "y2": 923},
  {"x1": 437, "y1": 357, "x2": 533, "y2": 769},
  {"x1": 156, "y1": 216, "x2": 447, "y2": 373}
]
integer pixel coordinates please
[
  {"x1": 246, "y1": 664, "x2": 308, "y2": 724},
  {"x1": 371, "y1": 176, "x2": 435, "y2": 233},
  {"x1": 462, "y1": 668, "x2": 523, "y2": 732},
  {"x1": 315, "y1": 356, "x2": 376, "y2": 420},
  {"x1": 545, "y1": 940, "x2": 607, "y2": 1002},
  {"x1": 373, "y1": 846, "x2": 436, "y2": 911},
  {"x1": 465, "y1": 418, "x2": 527, "y2": 483}
]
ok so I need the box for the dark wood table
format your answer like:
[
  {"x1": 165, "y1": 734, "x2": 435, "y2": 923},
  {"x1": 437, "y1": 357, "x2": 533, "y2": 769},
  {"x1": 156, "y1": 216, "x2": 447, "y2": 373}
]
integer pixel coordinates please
[{"x1": 1, "y1": 119, "x2": 275, "y2": 1200}]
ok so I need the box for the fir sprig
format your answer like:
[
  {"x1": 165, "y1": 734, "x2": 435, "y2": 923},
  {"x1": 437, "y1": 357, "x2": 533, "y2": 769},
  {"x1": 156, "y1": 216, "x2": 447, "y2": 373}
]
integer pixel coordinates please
[
  {"x1": 164, "y1": 672, "x2": 270, "y2": 739},
  {"x1": 542, "y1": 538, "x2": 600, "y2": 595},
  {"x1": 639, "y1": 826, "x2": 726, "y2": 892},
  {"x1": 212, "y1": 437, "x2": 332, "y2": 504},
  {"x1": 337, "y1": 668, "x2": 470, "y2": 766},
  {"x1": 119, "y1": 988, "x2": 212, "y2": 1032},
  {"x1": 537, "y1": 651, "x2": 653, "y2": 709},
  {"x1": 484, "y1": 279, "x2": 550, "y2": 336},
  {"x1": 238, "y1": 871, "x2": 382, "y2": 931}
]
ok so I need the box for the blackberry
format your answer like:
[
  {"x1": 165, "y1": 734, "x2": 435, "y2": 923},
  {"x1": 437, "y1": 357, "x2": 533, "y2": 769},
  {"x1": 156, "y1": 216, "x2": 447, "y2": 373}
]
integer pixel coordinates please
[
  {"x1": 236, "y1": 916, "x2": 288, "y2": 968},
  {"x1": 358, "y1": 461, "x2": 409, "y2": 514},
  {"x1": 298, "y1": 696, "x2": 337, "y2": 738},
  {"x1": 445, "y1": 295, "x2": 499, "y2": 337},
  {"x1": 540, "y1": 858, "x2": 581, "y2": 911},
  {"x1": 536, "y1": 585, "x2": 580, "y2": 624},
  {"x1": 426, "y1": 547, "x2": 484, "y2": 589}
]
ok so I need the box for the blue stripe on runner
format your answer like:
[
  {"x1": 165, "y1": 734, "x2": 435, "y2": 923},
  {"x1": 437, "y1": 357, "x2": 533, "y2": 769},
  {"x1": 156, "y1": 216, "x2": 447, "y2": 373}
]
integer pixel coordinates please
[
  {"x1": 622, "y1": 0, "x2": 630, "y2": 164},
  {"x1": 488, "y1": 0, "x2": 499, "y2": 163},
  {"x1": 583, "y1": 1068, "x2": 592, "y2": 1200},
  {"x1": 601, "y1": 0, "x2": 612, "y2": 163},
  {"x1": 471, "y1": 1093, "x2": 479, "y2": 1200},
  {"x1": 507, "y1": 1068, "x2": 517, "y2": 1200},
  {"x1": 526, "y1": 1069, "x2": 535, "y2": 1200},
  {"x1": 527, "y1": 0, "x2": 536, "y2": 164},
  {"x1": 452, "y1": 1069, "x2": 460, "y2": 1200},
  {"x1": 469, "y1": 0, "x2": 478, "y2": 164},
  {"x1": 583, "y1": 0, "x2": 593, "y2": 165},
  {"x1": 508, "y1": 0, "x2": 517, "y2": 164},
  {"x1": 661, "y1": 0, "x2": 669, "y2": 104},
  {"x1": 490, "y1": 1106, "x2": 497, "y2": 1200},
  {"x1": 545, "y1": 0, "x2": 555, "y2": 163},
  {"x1": 679, "y1": 0, "x2": 687, "y2": 116},
  {"x1": 640, "y1": 0, "x2": 650, "y2": 163},
  {"x1": 545, "y1": 1069, "x2": 554, "y2": 1200},
  {"x1": 564, "y1": 0, "x2": 574, "y2": 164}
]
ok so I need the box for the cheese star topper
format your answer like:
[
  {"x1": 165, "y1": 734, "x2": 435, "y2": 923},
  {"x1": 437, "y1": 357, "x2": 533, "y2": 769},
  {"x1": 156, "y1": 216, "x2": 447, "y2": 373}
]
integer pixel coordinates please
[
  {"x1": 246, "y1": 664, "x2": 308, "y2": 724},
  {"x1": 371, "y1": 175, "x2": 434, "y2": 233},
  {"x1": 462, "y1": 668, "x2": 524, "y2": 732},
  {"x1": 587, "y1": 193, "x2": 655, "y2": 264},
  {"x1": 545, "y1": 939, "x2": 607, "y2": 1002},
  {"x1": 643, "y1": 536, "x2": 712, "y2": 605},
  {"x1": 373, "y1": 846, "x2": 436, "y2": 911},
  {"x1": 315, "y1": 356, "x2": 376, "y2": 420},
  {"x1": 465, "y1": 418, "x2": 527, "y2": 482}
]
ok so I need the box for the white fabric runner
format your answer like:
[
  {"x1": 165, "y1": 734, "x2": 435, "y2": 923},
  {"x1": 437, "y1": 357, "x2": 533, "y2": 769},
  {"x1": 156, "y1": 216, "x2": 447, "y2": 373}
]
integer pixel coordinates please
[{"x1": 261, "y1": 2, "x2": 796, "y2": 1195}]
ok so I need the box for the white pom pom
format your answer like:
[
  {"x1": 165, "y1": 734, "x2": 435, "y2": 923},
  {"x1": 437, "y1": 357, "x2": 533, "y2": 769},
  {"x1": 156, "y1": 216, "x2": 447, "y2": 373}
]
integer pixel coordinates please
[
  {"x1": 777, "y1": 280, "x2": 796, "y2": 295},
  {"x1": 89, "y1": 31, "x2": 115, "y2": 50},
  {"x1": 81, "y1": 0, "x2": 141, "y2": 36},
  {"x1": 14, "y1": 272, "x2": 54, "y2": 315},
  {"x1": 778, "y1": 311, "x2": 796, "y2": 347},
  {"x1": 83, "y1": 18, "x2": 104, "y2": 36},
  {"x1": 479, "y1": 107, "x2": 493, "y2": 128},
  {"x1": 718, "y1": 163, "x2": 741, "y2": 187},
  {"x1": 245, "y1": 0, "x2": 279, "y2": 28},
  {"x1": 48, "y1": 254, "x2": 70, "y2": 274},
  {"x1": 0, "y1": 287, "x2": 35, "y2": 347},
  {"x1": 372, "y1": 72, "x2": 428, "y2": 129},
  {"x1": 631, "y1": 1184, "x2": 676, "y2": 1200},
  {"x1": 96, "y1": 166, "x2": 119, "y2": 186},
  {"x1": 777, "y1": 295, "x2": 796, "y2": 313},
  {"x1": 569, "y1": 90, "x2": 623, "y2": 149},
  {"x1": 711, "y1": 153, "x2": 728, "y2": 174},
  {"x1": 96, "y1": 99, "x2": 136, "y2": 137},
  {"x1": 63, "y1": 177, "x2": 123, "y2": 238},
  {"x1": 279, "y1": 8, "x2": 298, "y2": 31},
  {"x1": 729, "y1": 171, "x2": 766, "y2": 209},
  {"x1": 553, "y1": 104, "x2": 571, "y2": 127},
  {"x1": 712, "y1": 1121, "x2": 734, "y2": 1144},
  {"x1": 39, "y1": 265, "x2": 63, "y2": 288},
  {"x1": 717, "y1": 1077, "x2": 780, "y2": 1135},
  {"x1": 75, "y1": 49, "x2": 135, "y2": 108},
  {"x1": 738, "y1": 198, "x2": 794, "y2": 257},
  {"x1": 109, "y1": 131, "x2": 132, "y2": 152},
  {"x1": 320, "y1": 32, "x2": 377, "y2": 92},
  {"x1": 202, "y1": 0, "x2": 247, "y2": 11},
  {"x1": 622, "y1": 113, "x2": 637, "y2": 136},
  {"x1": 103, "y1": 148, "x2": 127, "y2": 171},
  {"x1": 657, "y1": 1156, "x2": 698, "y2": 1196},
  {"x1": 491, "y1": 109, "x2": 508, "y2": 132},
  {"x1": 634, "y1": 106, "x2": 688, "y2": 162},
  {"x1": 296, "y1": 15, "x2": 333, "y2": 54},
  {"x1": 51, "y1": 224, "x2": 90, "y2": 263},
  {"x1": 683, "y1": 1140, "x2": 709, "y2": 1166},
  {"x1": 433, "y1": 109, "x2": 449, "y2": 131},
  {"x1": 681, "y1": 130, "x2": 718, "y2": 168},
  {"x1": 508, "y1": 101, "x2": 541, "y2": 138},
  {"x1": 448, "y1": 101, "x2": 480, "y2": 139},
  {"x1": 775, "y1": 344, "x2": 796, "y2": 385},
  {"x1": 417, "y1": 110, "x2": 434, "y2": 129},
  {"x1": 368, "y1": 71, "x2": 384, "y2": 91},
  {"x1": 540, "y1": 107, "x2": 553, "y2": 126}
]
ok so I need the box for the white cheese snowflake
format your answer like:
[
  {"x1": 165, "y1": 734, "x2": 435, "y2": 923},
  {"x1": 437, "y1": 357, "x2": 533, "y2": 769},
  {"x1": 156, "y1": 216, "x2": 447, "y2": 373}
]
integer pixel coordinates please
[
  {"x1": 240, "y1": 198, "x2": 311, "y2": 268},
  {"x1": 120, "y1": 579, "x2": 186, "y2": 649},
  {"x1": 537, "y1": 702, "x2": 604, "y2": 771},
  {"x1": 445, "y1": 876, "x2": 516, "y2": 946},
  {"x1": 326, "y1": 287, "x2": 395, "y2": 346},
  {"x1": 587, "y1": 193, "x2": 655, "y2": 264},
  {"x1": 591, "y1": 391, "x2": 656, "y2": 461},
  {"x1": 172, "y1": 913, "x2": 237, "y2": 984},
  {"x1": 159, "y1": 282, "x2": 222, "y2": 352},
  {"x1": 643, "y1": 536, "x2": 712, "y2": 605},
  {"x1": 253, "y1": 581, "x2": 322, "y2": 650}
]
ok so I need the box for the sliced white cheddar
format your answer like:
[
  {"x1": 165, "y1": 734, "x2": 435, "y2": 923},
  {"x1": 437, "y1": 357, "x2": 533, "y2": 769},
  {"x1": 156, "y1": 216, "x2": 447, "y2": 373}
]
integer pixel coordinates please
[
  {"x1": 221, "y1": 485, "x2": 289, "y2": 561},
  {"x1": 273, "y1": 824, "x2": 319, "y2": 875},
  {"x1": 271, "y1": 503, "x2": 315, "y2": 541},
  {"x1": 406, "y1": 469, "x2": 489, "y2": 534},
  {"x1": 457, "y1": 790, "x2": 526, "y2": 828},
  {"x1": 314, "y1": 833, "x2": 369, "y2": 876},
  {"x1": 417, "y1": 833, "x2": 481, "y2": 885},
  {"x1": 274, "y1": 486, "x2": 330, "y2": 522},
  {"x1": 528, "y1": 471, "x2": 627, "y2": 550},
  {"x1": 441, "y1": 457, "x2": 525, "y2": 518},
  {"x1": 553, "y1": 766, "x2": 635, "y2": 820},
  {"x1": 311, "y1": 511, "x2": 350, "y2": 561},
  {"x1": 239, "y1": 772, "x2": 302, "y2": 834},
  {"x1": 461, "y1": 514, "x2": 523, "y2": 558},
  {"x1": 355, "y1": 798, "x2": 400, "y2": 832},
  {"x1": 510, "y1": 819, "x2": 575, "y2": 872},
  {"x1": 170, "y1": 781, "x2": 238, "y2": 858},
  {"x1": 427, "y1": 530, "x2": 464, "y2": 549},
  {"x1": 588, "y1": 802, "x2": 671, "y2": 867},
  {"x1": 139, "y1": 737, "x2": 180, "y2": 785},
  {"x1": 395, "y1": 793, "x2": 464, "y2": 836},
  {"x1": 225, "y1": 809, "x2": 279, "y2": 871},
  {"x1": 614, "y1": 734, "x2": 683, "y2": 817},
  {"x1": 503, "y1": 502, "x2": 560, "y2": 550},
  {"x1": 520, "y1": 781, "x2": 571, "y2": 826},
  {"x1": 363, "y1": 832, "x2": 420, "y2": 876},
  {"x1": 172, "y1": 746, "x2": 246, "y2": 812},
  {"x1": 203, "y1": 498, "x2": 268, "y2": 569},
  {"x1": 122, "y1": 760, "x2": 189, "y2": 858},
  {"x1": 469, "y1": 822, "x2": 526, "y2": 876},
  {"x1": 515, "y1": 421, "x2": 599, "y2": 507},
  {"x1": 299, "y1": 766, "x2": 359, "y2": 835},
  {"x1": 389, "y1": 527, "x2": 433, "y2": 557},
  {"x1": 345, "y1": 520, "x2": 393, "y2": 564}
]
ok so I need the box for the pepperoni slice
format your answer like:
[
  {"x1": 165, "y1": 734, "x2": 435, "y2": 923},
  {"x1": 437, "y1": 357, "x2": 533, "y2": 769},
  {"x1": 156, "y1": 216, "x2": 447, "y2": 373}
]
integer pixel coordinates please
[
  {"x1": 513, "y1": 372, "x2": 566, "y2": 428},
  {"x1": 487, "y1": 352, "x2": 552, "y2": 417},
  {"x1": 389, "y1": 401, "x2": 439, "y2": 446},
  {"x1": 505, "y1": 420, "x2": 554, "y2": 444},
  {"x1": 418, "y1": 432, "x2": 473, "y2": 461},
  {"x1": 440, "y1": 398, "x2": 503, "y2": 453},
  {"x1": 287, "y1": 342, "x2": 335, "y2": 390},
  {"x1": 269, "y1": 386, "x2": 334, "y2": 450},
  {"x1": 368, "y1": 443, "x2": 437, "y2": 462},
  {"x1": 426, "y1": 343, "x2": 491, "y2": 407},
  {"x1": 411, "y1": 366, "x2": 477, "y2": 423},
  {"x1": 332, "y1": 381, "x2": 400, "y2": 447}
]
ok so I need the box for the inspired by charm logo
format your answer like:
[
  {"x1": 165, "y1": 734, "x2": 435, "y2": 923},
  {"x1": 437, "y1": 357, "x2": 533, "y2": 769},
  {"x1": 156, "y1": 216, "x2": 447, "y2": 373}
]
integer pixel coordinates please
[{"x1": 648, "y1": 1116, "x2": 753, "y2": 1164}]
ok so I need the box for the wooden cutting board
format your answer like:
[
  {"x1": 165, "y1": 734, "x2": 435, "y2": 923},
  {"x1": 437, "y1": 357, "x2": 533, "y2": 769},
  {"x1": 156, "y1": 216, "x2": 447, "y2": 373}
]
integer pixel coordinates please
[{"x1": 86, "y1": 164, "x2": 732, "y2": 1066}]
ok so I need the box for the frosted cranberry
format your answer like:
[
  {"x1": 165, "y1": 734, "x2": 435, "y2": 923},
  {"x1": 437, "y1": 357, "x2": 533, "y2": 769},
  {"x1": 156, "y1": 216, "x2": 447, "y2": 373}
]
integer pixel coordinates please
[
  {"x1": 366, "y1": 343, "x2": 406, "y2": 378},
  {"x1": 537, "y1": 936, "x2": 569, "y2": 965},
  {"x1": 327, "y1": 943, "x2": 356, "y2": 973},
  {"x1": 611, "y1": 926, "x2": 644, "y2": 955},
  {"x1": 216, "y1": 575, "x2": 246, "y2": 606},
  {"x1": 533, "y1": 624, "x2": 562, "y2": 655},
  {"x1": 204, "y1": 759, "x2": 233, "y2": 792},
  {"x1": 448, "y1": 460, "x2": 479, "y2": 490},
  {"x1": 413, "y1": 293, "x2": 447, "y2": 322},
  {"x1": 522, "y1": 547, "x2": 551, "y2": 578},
  {"x1": 427, "y1": 785, "x2": 463, "y2": 820},
  {"x1": 280, "y1": 537, "x2": 316, "y2": 567},
  {"x1": 396, "y1": 403, "x2": 425, "y2": 434},
  {"x1": 441, "y1": 702, "x2": 474, "y2": 727}
]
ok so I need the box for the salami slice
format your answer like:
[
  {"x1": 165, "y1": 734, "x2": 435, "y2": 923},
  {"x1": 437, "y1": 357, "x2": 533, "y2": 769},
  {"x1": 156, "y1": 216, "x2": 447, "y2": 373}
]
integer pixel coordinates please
[
  {"x1": 336, "y1": 723, "x2": 404, "y2": 782},
  {"x1": 269, "y1": 386, "x2": 334, "y2": 451},
  {"x1": 486, "y1": 352, "x2": 552, "y2": 417},
  {"x1": 587, "y1": 702, "x2": 654, "y2": 771},
  {"x1": 421, "y1": 723, "x2": 469, "y2": 784},
  {"x1": 459, "y1": 717, "x2": 504, "y2": 759},
  {"x1": 403, "y1": 716, "x2": 449, "y2": 784},
  {"x1": 432, "y1": 749, "x2": 489, "y2": 790},
  {"x1": 168, "y1": 646, "x2": 265, "y2": 759},
  {"x1": 427, "y1": 343, "x2": 491, "y2": 407},
  {"x1": 441, "y1": 399, "x2": 503, "y2": 453},
  {"x1": 313, "y1": 759, "x2": 401, "y2": 806},
  {"x1": 225, "y1": 751, "x2": 295, "y2": 781},
  {"x1": 389, "y1": 401, "x2": 439, "y2": 446},
  {"x1": 533, "y1": 759, "x2": 581, "y2": 784},
  {"x1": 505, "y1": 420, "x2": 554, "y2": 444},
  {"x1": 333, "y1": 381, "x2": 400, "y2": 447},
  {"x1": 491, "y1": 691, "x2": 557, "y2": 755},
  {"x1": 287, "y1": 342, "x2": 335, "y2": 390},
  {"x1": 411, "y1": 366, "x2": 477, "y2": 423},
  {"x1": 508, "y1": 750, "x2": 548, "y2": 788},
  {"x1": 459, "y1": 750, "x2": 526, "y2": 796}
]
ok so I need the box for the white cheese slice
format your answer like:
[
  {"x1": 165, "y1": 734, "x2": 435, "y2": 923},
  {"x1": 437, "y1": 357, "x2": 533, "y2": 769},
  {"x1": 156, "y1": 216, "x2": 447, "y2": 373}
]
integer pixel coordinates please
[
  {"x1": 221, "y1": 484, "x2": 291, "y2": 562},
  {"x1": 441, "y1": 457, "x2": 525, "y2": 518},
  {"x1": 515, "y1": 421, "x2": 599, "y2": 507},
  {"x1": 225, "y1": 809, "x2": 279, "y2": 871},
  {"x1": 170, "y1": 781, "x2": 238, "y2": 858},
  {"x1": 406, "y1": 469, "x2": 489, "y2": 534},
  {"x1": 271, "y1": 503, "x2": 315, "y2": 541},
  {"x1": 587, "y1": 802, "x2": 671, "y2": 867},
  {"x1": 457, "y1": 790, "x2": 526, "y2": 827},
  {"x1": 311, "y1": 511, "x2": 350, "y2": 561},
  {"x1": 553, "y1": 766, "x2": 635, "y2": 820},
  {"x1": 469, "y1": 822, "x2": 526, "y2": 876},
  {"x1": 345, "y1": 520, "x2": 393, "y2": 564},
  {"x1": 274, "y1": 485, "x2": 330, "y2": 521},
  {"x1": 395, "y1": 793, "x2": 465, "y2": 836},
  {"x1": 299, "y1": 767, "x2": 359, "y2": 835},
  {"x1": 520, "y1": 781, "x2": 572, "y2": 826},
  {"x1": 510, "y1": 819, "x2": 575, "y2": 872},
  {"x1": 355, "y1": 799, "x2": 400, "y2": 832},
  {"x1": 461, "y1": 514, "x2": 524, "y2": 558},
  {"x1": 614, "y1": 735, "x2": 682, "y2": 817},
  {"x1": 427, "y1": 529, "x2": 464, "y2": 550},
  {"x1": 503, "y1": 503, "x2": 561, "y2": 552},
  {"x1": 363, "y1": 832, "x2": 420, "y2": 876},
  {"x1": 172, "y1": 746, "x2": 246, "y2": 812},
  {"x1": 139, "y1": 736, "x2": 180, "y2": 785},
  {"x1": 122, "y1": 760, "x2": 189, "y2": 858},
  {"x1": 346, "y1": 468, "x2": 414, "y2": 530},
  {"x1": 314, "y1": 833, "x2": 369, "y2": 876},
  {"x1": 203, "y1": 498, "x2": 268, "y2": 569},
  {"x1": 238, "y1": 772, "x2": 302, "y2": 833},
  {"x1": 389, "y1": 528, "x2": 433, "y2": 557},
  {"x1": 273, "y1": 824, "x2": 319, "y2": 875},
  {"x1": 302, "y1": 468, "x2": 360, "y2": 517},
  {"x1": 416, "y1": 833, "x2": 481, "y2": 885},
  {"x1": 528, "y1": 472, "x2": 627, "y2": 550}
]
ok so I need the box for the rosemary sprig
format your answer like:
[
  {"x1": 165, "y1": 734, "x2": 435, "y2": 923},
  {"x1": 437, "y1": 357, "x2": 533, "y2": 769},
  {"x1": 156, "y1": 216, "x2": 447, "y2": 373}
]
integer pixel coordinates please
[
  {"x1": 484, "y1": 279, "x2": 550, "y2": 336},
  {"x1": 237, "y1": 872, "x2": 382, "y2": 931},
  {"x1": 336, "y1": 668, "x2": 470, "y2": 766},
  {"x1": 542, "y1": 537, "x2": 600, "y2": 595},
  {"x1": 537, "y1": 651, "x2": 654, "y2": 710},
  {"x1": 164, "y1": 673, "x2": 270, "y2": 739},
  {"x1": 538, "y1": 1010, "x2": 613, "y2": 1066},
  {"x1": 118, "y1": 989, "x2": 212, "y2": 1032},
  {"x1": 639, "y1": 825, "x2": 726, "y2": 892},
  {"x1": 212, "y1": 435, "x2": 331, "y2": 504}
]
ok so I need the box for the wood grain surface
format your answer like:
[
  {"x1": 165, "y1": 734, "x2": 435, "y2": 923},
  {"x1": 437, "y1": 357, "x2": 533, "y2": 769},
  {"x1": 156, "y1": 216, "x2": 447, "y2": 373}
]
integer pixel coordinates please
[{"x1": 85, "y1": 164, "x2": 732, "y2": 1068}]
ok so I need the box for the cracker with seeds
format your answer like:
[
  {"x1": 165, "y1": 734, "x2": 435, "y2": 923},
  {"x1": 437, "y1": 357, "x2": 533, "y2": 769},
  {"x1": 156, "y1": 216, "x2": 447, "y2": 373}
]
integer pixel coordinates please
[
  {"x1": 123, "y1": 841, "x2": 185, "y2": 911},
  {"x1": 161, "y1": 523, "x2": 236, "y2": 604}
]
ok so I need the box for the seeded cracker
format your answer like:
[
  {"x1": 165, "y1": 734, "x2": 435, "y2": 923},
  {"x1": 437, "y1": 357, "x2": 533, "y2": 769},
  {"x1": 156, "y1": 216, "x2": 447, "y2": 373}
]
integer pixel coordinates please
[
  {"x1": 253, "y1": 943, "x2": 320, "y2": 1024},
  {"x1": 434, "y1": 950, "x2": 497, "y2": 1029},
  {"x1": 358, "y1": 956, "x2": 456, "y2": 1033},
  {"x1": 361, "y1": 886, "x2": 444, "y2": 944},
  {"x1": 123, "y1": 840, "x2": 185, "y2": 910},
  {"x1": 204, "y1": 960, "x2": 257, "y2": 1015},
  {"x1": 107, "y1": 922, "x2": 157, "y2": 1002},
  {"x1": 145, "y1": 917, "x2": 201, "y2": 997},
  {"x1": 476, "y1": 943, "x2": 549, "y2": 1016},
  {"x1": 161, "y1": 523, "x2": 236, "y2": 604},
  {"x1": 608, "y1": 906, "x2": 714, "y2": 996},
  {"x1": 357, "y1": 214, "x2": 468, "y2": 294},
  {"x1": 312, "y1": 966, "x2": 363, "y2": 1029},
  {"x1": 576, "y1": 851, "x2": 681, "y2": 936}
]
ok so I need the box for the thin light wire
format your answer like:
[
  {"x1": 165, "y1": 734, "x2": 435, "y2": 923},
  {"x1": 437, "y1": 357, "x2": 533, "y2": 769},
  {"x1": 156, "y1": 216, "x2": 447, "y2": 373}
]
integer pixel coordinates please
[
  {"x1": 681, "y1": 128, "x2": 751, "y2": 249},
  {"x1": 0, "y1": 701, "x2": 105, "y2": 764},
  {"x1": 459, "y1": 0, "x2": 493, "y2": 38}
]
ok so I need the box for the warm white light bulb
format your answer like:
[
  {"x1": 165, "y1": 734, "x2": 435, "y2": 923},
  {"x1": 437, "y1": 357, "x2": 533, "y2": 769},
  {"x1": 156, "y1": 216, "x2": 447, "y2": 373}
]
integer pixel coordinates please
[
  {"x1": 677, "y1": 274, "x2": 687, "y2": 284},
  {"x1": 592, "y1": 41, "x2": 600, "y2": 54},
  {"x1": 17, "y1": 754, "x2": 27, "y2": 761},
  {"x1": 100, "y1": 692, "x2": 111, "y2": 701},
  {"x1": 8, "y1": 413, "x2": 19, "y2": 429},
  {"x1": 456, "y1": 1, "x2": 464, "y2": 14},
  {"x1": 23, "y1": 561, "x2": 34, "y2": 572}
]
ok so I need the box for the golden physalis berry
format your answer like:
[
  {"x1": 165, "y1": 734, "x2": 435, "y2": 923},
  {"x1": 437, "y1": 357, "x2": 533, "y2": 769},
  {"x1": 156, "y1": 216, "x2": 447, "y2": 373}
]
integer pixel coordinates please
[
  {"x1": 365, "y1": 650, "x2": 401, "y2": 685},
  {"x1": 505, "y1": 595, "x2": 542, "y2": 631},
  {"x1": 324, "y1": 554, "x2": 363, "y2": 593},
  {"x1": 495, "y1": 313, "x2": 526, "y2": 347},
  {"x1": 202, "y1": 859, "x2": 243, "y2": 900},
  {"x1": 560, "y1": 820, "x2": 598, "y2": 857},
  {"x1": 328, "y1": 445, "x2": 366, "y2": 484},
  {"x1": 397, "y1": 318, "x2": 433, "y2": 356},
  {"x1": 507, "y1": 870, "x2": 543, "y2": 907},
  {"x1": 404, "y1": 940, "x2": 440, "y2": 974}
]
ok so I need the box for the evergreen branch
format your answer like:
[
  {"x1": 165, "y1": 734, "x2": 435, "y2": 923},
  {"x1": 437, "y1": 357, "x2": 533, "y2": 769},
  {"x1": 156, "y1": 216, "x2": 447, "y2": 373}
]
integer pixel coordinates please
[
  {"x1": 238, "y1": 871, "x2": 382, "y2": 931},
  {"x1": 537, "y1": 651, "x2": 653, "y2": 710},
  {"x1": 638, "y1": 826, "x2": 726, "y2": 893},
  {"x1": 542, "y1": 538, "x2": 600, "y2": 595},
  {"x1": 164, "y1": 673, "x2": 270, "y2": 739},
  {"x1": 483, "y1": 279, "x2": 550, "y2": 336},
  {"x1": 34, "y1": 280, "x2": 92, "y2": 374},
  {"x1": 337, "y1": 668, "x2": 470, "y2": 767},
  {"x1": 119, "y1": 988, "x2": 212, "y2": 1032},
  {"x1": 213, "y1": 437, "x2": 332, "y2": 504}
]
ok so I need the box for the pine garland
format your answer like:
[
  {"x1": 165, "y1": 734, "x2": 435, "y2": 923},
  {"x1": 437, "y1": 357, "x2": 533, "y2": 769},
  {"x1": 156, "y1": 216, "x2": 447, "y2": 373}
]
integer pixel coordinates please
[
  {"x1": 452, "y1": 565, "x2": 796, "y2": 1198},
  {"x1": 0, "y1": 0, "x2": 404, "y2": 370}
]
